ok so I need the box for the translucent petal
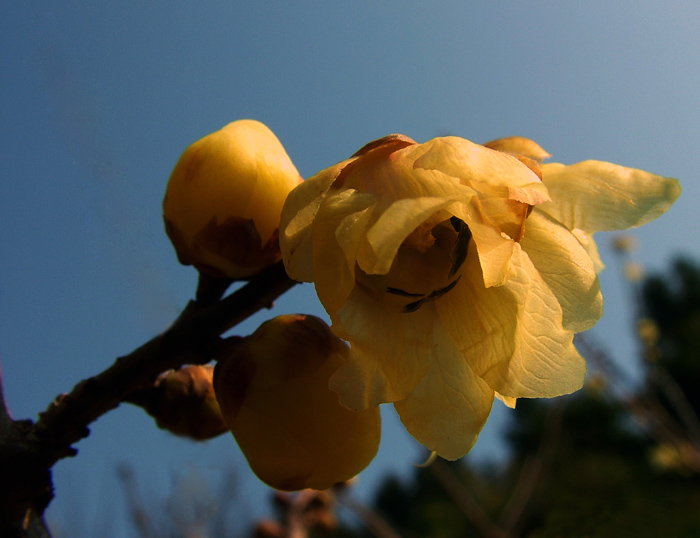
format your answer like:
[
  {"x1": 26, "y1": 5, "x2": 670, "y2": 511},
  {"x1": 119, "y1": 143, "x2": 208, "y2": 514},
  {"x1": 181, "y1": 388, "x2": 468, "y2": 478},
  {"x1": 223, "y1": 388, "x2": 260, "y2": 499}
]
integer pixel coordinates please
[
  {"x1": 328, "y1": 285, "x2": 435, "y2": 409},
  {"x1": 495, "y1": 393, "x2": 517, "y2": 408},
  {"x1": 571, "y1": 229, "x2": 605, "y2": 273},
  {"x1": 311, "y1": 189, "x2": 377, "y2": 312},
  {"x1": 521, "y1": 210, "x2": 603, "y2": 332},
  {"x1": 481, "y1": 245, "x2": 587, "y2": 398},
  {"x1": 394, "y1": 320, "x2": 494, "y2": 460},
  {"x1": 280, "y1": 159, "x2": 354, "y2": 282},
  {"x1": 437, "y1": 245, "x2": 586, "y2": 398},
  {"x1": 410, "y1": 137, "x2": 550, "y2": 205},
  {"x1": 539, "y1": 161, "x2": 681, "y2": 233},
  {"x1": 436, "y1": 250, "x2": 517, "y2": 378}
]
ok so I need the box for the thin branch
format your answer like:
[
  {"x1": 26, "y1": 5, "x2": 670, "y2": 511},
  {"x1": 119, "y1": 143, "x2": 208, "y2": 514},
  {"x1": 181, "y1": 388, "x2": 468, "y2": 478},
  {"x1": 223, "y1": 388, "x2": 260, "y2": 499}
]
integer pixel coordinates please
[
  {"x1": 0, "y1": 261, "x2": 297, "y2": 536},
  {"x1": 31, "y1": 261, "x2": 297, "y2": 466}
]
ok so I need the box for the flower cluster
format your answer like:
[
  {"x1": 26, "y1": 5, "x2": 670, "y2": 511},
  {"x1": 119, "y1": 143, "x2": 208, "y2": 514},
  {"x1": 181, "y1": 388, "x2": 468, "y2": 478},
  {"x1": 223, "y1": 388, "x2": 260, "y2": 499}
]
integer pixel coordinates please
[{"x1": 164, "y1": 120, "x2": 680, "y2": 488}]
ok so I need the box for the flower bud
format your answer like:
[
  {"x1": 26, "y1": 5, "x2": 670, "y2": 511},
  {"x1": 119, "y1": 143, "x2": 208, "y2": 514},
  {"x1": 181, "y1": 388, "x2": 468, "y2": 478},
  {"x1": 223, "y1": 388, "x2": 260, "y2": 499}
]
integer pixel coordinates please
[
  {"x1": 214, "y1": 315, "x2": 381, "y2": 491},
  {"x1": 163, "y1": 120, "x2": 303, "y2": 279},
  {"x1": 138, "y1": 365, "x2": 229, "y2": 441}
]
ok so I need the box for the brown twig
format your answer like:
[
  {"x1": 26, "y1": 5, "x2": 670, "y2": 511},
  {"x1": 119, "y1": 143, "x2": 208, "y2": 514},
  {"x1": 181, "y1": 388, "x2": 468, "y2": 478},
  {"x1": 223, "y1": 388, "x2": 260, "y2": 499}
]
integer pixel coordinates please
[{"x1": 0, "y1": 261, "x2": 298, "y2": 536}]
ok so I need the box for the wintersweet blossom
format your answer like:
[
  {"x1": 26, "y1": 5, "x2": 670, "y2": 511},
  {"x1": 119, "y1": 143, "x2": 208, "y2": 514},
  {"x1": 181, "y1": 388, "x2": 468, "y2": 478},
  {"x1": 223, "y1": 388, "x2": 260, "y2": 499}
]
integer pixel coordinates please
[
  {"x1": 214, "y1": 315, "x2": 381, "y2": 491},
  {"x1": 279, "y1": 134, "x2": 680, "y2": 460},
  {"x1": 163, "y1": 119, "x2": 302, "y2": 279}
]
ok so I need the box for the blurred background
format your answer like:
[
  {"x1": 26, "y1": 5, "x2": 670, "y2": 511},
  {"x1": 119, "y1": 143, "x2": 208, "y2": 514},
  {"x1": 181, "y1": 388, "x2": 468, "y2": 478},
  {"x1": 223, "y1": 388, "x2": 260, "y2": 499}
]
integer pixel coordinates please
[{"x1": 1, "y1": 2, "x2": 699, "y2": 536}]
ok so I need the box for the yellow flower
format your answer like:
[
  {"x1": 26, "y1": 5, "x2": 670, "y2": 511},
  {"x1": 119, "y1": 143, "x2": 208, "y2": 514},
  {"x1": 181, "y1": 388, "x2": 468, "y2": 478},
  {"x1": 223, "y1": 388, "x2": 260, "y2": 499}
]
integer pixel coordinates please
[
  {"x1": 280, "y1": 134, "x2": 679, "y2": 460},
  {"x1": 214, "y1": 315, "x2": 381, "y2": 491},
  {"x1": 163, "y1": 119, "x2": 302, "y2": 279}
]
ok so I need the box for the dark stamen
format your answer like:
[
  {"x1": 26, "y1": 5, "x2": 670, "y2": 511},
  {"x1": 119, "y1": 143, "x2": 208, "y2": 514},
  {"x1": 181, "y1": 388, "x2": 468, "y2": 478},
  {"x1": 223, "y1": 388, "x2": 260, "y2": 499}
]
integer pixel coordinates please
[
  {"x1": 449, "y1": 218, "x2": 472, "y2": 277},
  {"x1": 387, "y1": 287, "x2": 425, "y2": 298},
  {"x1": 401, "y1": 275, "x2": 462, "y2": 313}
]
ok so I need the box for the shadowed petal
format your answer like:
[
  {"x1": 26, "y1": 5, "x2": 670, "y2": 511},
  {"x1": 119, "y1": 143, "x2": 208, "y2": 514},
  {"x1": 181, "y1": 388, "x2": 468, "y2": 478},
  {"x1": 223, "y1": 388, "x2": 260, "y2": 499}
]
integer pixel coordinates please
[
  {"x1": 328, "y1": 285, "x2": 435, "y2": 409},
  {"x1": 281, "y1": 159, "x2": 354, "y2": 282},
  {"x1": 312, "y1": 189, "x2": 377, "y2": 312},
  {"x1": 449, "y1": 202, "x2": 516, "y2": 288}
]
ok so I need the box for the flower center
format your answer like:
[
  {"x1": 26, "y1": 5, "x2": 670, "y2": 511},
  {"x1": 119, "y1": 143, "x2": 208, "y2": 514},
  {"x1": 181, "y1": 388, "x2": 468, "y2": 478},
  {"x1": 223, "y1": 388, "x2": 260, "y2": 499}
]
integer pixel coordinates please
[{"x1": 357, "y1": 218, "x2": 471, "y2": 313}]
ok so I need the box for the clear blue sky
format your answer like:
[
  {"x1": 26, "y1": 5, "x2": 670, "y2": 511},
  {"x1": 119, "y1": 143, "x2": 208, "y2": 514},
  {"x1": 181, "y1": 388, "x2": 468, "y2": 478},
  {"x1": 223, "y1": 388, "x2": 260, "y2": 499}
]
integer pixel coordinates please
[{"x1": 2, "y1": 2, "x2": 699, "y2": 535}]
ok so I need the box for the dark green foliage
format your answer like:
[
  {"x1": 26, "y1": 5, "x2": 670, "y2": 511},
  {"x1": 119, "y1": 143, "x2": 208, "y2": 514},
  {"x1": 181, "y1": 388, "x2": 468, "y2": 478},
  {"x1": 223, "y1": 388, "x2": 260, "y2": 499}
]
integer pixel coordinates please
[{"x1": 642, "y1": 258, "x2": 700, "y2": 414}]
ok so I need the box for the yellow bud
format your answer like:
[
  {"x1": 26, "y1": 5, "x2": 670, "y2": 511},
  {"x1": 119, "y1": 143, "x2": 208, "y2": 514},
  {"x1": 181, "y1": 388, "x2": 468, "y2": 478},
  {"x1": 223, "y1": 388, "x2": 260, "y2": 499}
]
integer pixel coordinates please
[
  {"x1": 143, "y1": 365, "x2": 229, "y2": 441},
  {"x1": 214, "y1": 315, "x2": 381, "y2": 491},
  {"x1": 163, "y1": 120, "x2": 303, "y2": 279}
]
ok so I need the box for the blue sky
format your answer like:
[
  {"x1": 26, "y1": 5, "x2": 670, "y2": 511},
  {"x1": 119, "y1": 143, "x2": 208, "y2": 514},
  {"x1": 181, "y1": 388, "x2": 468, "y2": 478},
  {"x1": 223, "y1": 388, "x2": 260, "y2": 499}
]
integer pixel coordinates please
[{"x1": 2, "y1": 2, "x2": 699, "y2": 535}]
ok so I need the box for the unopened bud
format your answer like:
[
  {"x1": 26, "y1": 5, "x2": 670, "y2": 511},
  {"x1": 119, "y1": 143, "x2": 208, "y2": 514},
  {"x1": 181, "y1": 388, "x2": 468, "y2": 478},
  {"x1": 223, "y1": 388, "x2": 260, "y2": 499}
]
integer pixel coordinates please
[
  {"x1": 163, "y1": 120, "x2": 303, "y2": 279},
  {"x1": 215, "y1": 315, "x2": 381, "y2": 491},
  {"x1": 138, "y1": 365, "x2": 228, "y2": 440}
]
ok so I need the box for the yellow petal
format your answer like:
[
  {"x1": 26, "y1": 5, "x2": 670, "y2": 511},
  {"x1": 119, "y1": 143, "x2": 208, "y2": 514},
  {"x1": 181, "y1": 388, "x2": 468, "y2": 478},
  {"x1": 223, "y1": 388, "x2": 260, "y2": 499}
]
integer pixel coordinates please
[
  {"x1": 539, "y1": 160, "x2": 681, "y2": 233},
  {"x1": 436, "y1": 250, "x2": 516, "y2": 377},
  {"x1": 495, "y1": 392, "x2": 517, "y2": 408},
  {"x1": 311, "y1": 189, "x2": 377, "y2": 312},
  {"x1": 394, "y1": 320, "x2": 495, "y2": 460},
  {"x1": 482, "y1": 136, "x2": 551, "y2": 163},
  {"x1": 328, "y1": 285, "x2": 435, "y2": 409},
  {"x1": 570, "y1": 228, "x2": 605, "y2": 273},
  {"x1": 280, "y1": 159, "x2": 354, "y2": 282},
  {"x1": 437, "y1": 245, "x2": 586, "y2": 398},
  {"x1": 339, "y1": 142, "x2": 474, "y2": 207},
  {"x1": 521, "y1": 210, "x2": 603, "y2": 332},
  {"x1": 410, "y1": 137, "x2": 550, "y2": 205},
  {"x1": 482, "y1": 245, "x2": 587, "y2": 398}
]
